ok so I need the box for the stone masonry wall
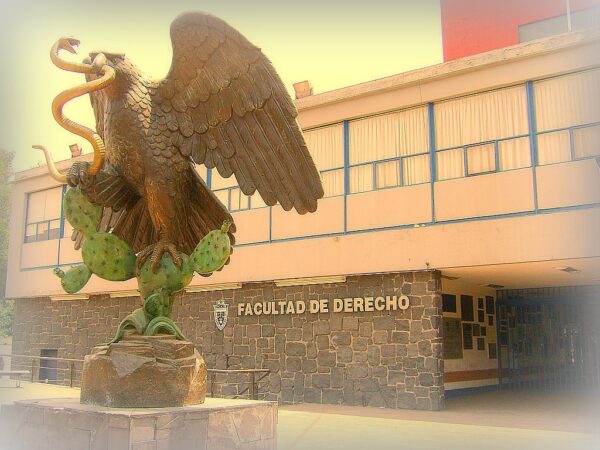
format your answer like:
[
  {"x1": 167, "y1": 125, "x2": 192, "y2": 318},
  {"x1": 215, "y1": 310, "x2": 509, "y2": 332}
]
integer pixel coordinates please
[{"x1": 12, "y1": 270, "x2": 444, "y2": 410}]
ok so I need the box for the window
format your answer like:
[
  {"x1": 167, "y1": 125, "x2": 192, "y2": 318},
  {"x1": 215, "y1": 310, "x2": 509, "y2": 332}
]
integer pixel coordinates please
[
  {"x1": 518, "y1": 6, "x2": 600, "y2": 43},
  {"x1": 304, "y1": 124, "x2": 344, "y2": 197},
  {"x1": 348, "y1": 107, "x2": 430, "y2": 193},
  {"x1": 442, "y1": 294, "x2": 457, "y2": 313},
  {"x1": 39, "y1": 349, "x2": 58, "y2": 384},
  {"x1": 435, "y1": 85, "x2": 530, "y2": 179},
  {"x1": 460, "y1": 295, "x2": 474, "y2": 322},
  {"x1": 24, "y1": 187, "x2": 63, "y2": 243},
  {"x1": 534, "y1": 69, "x2": 600, "y2": 164},
  {"x1": 211, "y1": 170, "x2": 253, "y2": 212}
]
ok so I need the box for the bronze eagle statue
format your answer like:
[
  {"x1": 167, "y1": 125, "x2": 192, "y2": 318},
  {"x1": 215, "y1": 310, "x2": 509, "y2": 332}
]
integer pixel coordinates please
[{"x1": 35, "y1": 12, "x2": 324, "y2": 272}]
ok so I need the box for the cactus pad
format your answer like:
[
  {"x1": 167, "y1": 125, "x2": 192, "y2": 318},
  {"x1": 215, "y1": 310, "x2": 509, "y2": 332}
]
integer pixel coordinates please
[
  {"x1": 137, "y1": 254, "x2": 193, "y2": 298},
  {"x1": 54, "y1": 265, "x2": 92, "y2": 294},
  {"x1": 82, "y1": 232, "x2": 136, "y2": 281},
  {"x1": 190, "y1": 221, "x2": 232, "y2": 275},
  {"x1": 63, "y1": 187, "x2": 102, "y2": 236}
]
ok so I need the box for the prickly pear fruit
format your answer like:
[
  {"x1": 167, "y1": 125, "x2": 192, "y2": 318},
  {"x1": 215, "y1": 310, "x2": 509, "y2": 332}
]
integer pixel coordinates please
[
  {"x1": 190, "y1": 221, "x2": 232, "y2": 275},
  {"x1": 63, "y1": 187, "x2": 102, "y2": 236},
  {"x1": 137, "y1": 254, "x2": 193, "y2": 298},
  {"x1": 54, "y1": 265, "x2": 91, "y2": 294},
  {"x1": 81, "y1": 232, "x2": 136, "y2": 281}
]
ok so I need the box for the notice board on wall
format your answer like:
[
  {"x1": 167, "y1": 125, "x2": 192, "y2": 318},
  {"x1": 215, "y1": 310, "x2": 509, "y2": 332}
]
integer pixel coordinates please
[{"x1": 444, "y1": 318, "x2": 463, "y2": 359}]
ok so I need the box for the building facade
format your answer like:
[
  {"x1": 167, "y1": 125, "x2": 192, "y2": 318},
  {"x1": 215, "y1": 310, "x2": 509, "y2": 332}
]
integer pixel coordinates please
[
  {"x1": 6, "y1": 29, "x2": 600, "y2": 410},
  {"x1": 441, "y1": 0, "x2": 600, "y2": 61}
]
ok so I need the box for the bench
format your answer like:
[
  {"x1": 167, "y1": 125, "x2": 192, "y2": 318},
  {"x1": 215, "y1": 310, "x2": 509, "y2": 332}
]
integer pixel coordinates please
[{"x1": 0, "y1": 371, "x2": 31, "y2": 387}]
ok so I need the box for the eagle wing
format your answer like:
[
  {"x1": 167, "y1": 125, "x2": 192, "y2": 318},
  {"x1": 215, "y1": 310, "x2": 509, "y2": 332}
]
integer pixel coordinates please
[{"x1": 153, "y1": 12, "x2": 324, "y2": 214}]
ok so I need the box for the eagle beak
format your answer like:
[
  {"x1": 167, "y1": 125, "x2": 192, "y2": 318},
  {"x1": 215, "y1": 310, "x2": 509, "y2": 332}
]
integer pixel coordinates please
[{"x1": 91, "y1": 52, "x2": 108, "y2": 73}]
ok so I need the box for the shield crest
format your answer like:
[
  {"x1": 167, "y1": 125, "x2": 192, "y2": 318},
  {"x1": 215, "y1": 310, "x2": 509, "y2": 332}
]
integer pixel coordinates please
[{"x1": 213, "y1": 300, "x2": 229, "y2": 331}]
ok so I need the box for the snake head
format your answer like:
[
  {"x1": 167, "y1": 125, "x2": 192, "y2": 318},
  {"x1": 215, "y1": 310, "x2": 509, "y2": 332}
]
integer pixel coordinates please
[{"x1": 56, "y1": 37, "x2": 80, "y2": 54}]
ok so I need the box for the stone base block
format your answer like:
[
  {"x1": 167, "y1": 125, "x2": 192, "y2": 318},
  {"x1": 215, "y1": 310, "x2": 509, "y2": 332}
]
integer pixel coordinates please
[
  {"x1": 81, "y1": 334, "x2": 206, "y2": 408},
  {"x1": 0, "y1": 397, "x2": 277, "y2": 450}
]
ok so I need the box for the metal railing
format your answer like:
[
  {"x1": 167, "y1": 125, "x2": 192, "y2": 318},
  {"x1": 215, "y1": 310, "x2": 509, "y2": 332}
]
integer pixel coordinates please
[{"x1": 1, "y1": 354, "x2": 270, "y2": 400}]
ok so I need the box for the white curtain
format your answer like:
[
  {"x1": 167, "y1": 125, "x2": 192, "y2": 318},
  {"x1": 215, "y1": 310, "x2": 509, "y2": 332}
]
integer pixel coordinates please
[
  {"x1": 349, "y1": 107, "x2": 429, "y2": 164},
  {"x1": 211, "y1": 170, "x2": 238, "y2": 190},
  {"x1": 321, "y1": 169, "x2": 344, "y2": 197},
  {"x1": 498, "y1": 137, "x2": 531, "y2": 170},
  {"x1": 573, "y1": 125, "x2": 600, "y2": 159},
  {"x1": 537, "y1": 131, "x2": 571, "y2": 165},
  {"x1": 349, "y1": 165, "x2": 373, "y2": 194},
  {"x1": 403, "y1": 155, "x2": 431, "y2": 185},
  {"x1": 214, "y1": 190, "x2": 229, "y2": 210},
  {"x1": 348, "y1": 107, "x2": 429, "y2": 192},
  {"x1": 434, "y1": 85, "x2": 529, "y2": 150},
  {"x1": 304, "y1": 124, "x2": 344, "y2": 197},
  {"x1": 25, "y1": 187, "x2": 62, "y2": 241},
  {"x1": 375, "y1": 161, "x2": 400, "y2": 189},
  {"x1": 534, "y1": 69, "x2": 600, "y2": 132},
  {"x1": 467, "y1": 144, "x2": 495, "y2": 174},
  {"x1": 437, "y1": 149, "x2": 464, "y2": 181}
]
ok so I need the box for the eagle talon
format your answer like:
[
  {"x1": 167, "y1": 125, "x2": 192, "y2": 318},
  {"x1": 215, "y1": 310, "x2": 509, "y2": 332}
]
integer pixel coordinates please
[
  {"x1": 136, "y1": 240, "x2": 182, "y2": 274},
  {"x1": 67, "y1": 161, "x2": 93, "y2": 188}
]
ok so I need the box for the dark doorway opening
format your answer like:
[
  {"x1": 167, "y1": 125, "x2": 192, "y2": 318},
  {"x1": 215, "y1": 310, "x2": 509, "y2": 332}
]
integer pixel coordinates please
[
  {"x1": 39, "y1": 349, "x2": 58, "y2": 384},
  {"x1": 496, "y1": 287, "x2": 600, "y2": 392}
]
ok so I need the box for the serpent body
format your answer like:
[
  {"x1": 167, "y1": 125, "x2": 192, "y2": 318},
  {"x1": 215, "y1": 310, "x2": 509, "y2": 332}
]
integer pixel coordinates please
[{"x1": 33, "y1": 38, "x2": 116, "y2": 182}]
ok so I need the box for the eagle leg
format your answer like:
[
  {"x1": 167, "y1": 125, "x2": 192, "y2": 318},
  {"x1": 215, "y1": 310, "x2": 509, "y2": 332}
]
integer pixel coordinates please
[
  {"x1": 67, "y1": 161, "x2": 94, "y2": 188},
  {"x1": 136, "y1": 239, "x2": 183, "y2": 274}
]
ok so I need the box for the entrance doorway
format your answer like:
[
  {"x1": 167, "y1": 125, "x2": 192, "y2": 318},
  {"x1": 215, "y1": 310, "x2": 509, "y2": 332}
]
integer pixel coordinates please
[{"x1": 497, "y1": 287, "x2": 600, "y2": 392}]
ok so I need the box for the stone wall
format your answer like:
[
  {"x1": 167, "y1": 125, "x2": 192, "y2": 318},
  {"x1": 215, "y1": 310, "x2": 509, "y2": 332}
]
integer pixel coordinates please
[{"x1": 12, "y1": 270, "x2": 444, "y2": 410}]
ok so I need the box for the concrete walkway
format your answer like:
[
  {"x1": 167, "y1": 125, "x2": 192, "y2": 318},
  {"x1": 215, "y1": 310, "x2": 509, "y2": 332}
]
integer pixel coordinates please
[
  {"x1": 279, "y1": 391, "x2": 600, "y2": 450},
  {"x1": 0, "y1": 382, "x2": 598, "y2": 450}
]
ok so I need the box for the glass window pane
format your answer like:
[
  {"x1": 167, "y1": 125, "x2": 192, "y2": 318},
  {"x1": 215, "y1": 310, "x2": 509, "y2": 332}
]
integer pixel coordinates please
[
  {"x1": 403, "y1": 154, "x2": 431, "y2": 185},
  {"x1": 467, "y1": 144, "x2": 495, "y2": 175},
  {"x1": 573, "y1": 125, "x2": 600, "y2": 159},
  {"x1": 437, "y1": 149, "x2": 465, "y2": 180},
  {"x1": 349, "y1": 107, "x2": 429, "y2": 164},
  {"x1": 214, "y1": 190, "x2": 229, "y2": 209},
  {"x1": 37, "y1": 222, "x2": 48, "y2": 240},
  {"x1": 498, "y1": 137, "x2": 531, "y2": 170},
  {"x1": 375, "y1": 161, "x2": 400, "y2": 189},
  {"x1": 251, "y1": 192, "x2": 267, "y2": 209},
  {"x1": 304, "y1": 124, "x2": 344, "y2": 171},
  {"x1": 230, "y1": 188, "x2": 241, "y2": 211},
  {"x1": 349, "y1": 165, "x2": 373, "y2": 193},
  {"x1": 211, "y1": 171, "x2": 238, "y2": 190},
  {"x1": 196, "y1": 165, "x2": 208, "y2": 182},
  {"x1": 435, "y1": 86, "x2": 528, "y2": 149},
  {"x1": 534, "y1": 69, "x2": 600, "y2": 132},
  {"x1": 25, "y1": 224, "x2": 36, "y2": 238},
  {"x1": 537, "y1": 131, "x2": 571, "y2": 165},
  {"x1": 321, "y1": 169, "x2": 344, "y2": 197}
]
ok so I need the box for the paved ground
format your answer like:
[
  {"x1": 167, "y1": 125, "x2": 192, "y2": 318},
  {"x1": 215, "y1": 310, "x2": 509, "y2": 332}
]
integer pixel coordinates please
[
  {"x1": 0, "y1": 381, "x2": 598, "y2": 450},
  {"x1": 279, "y1": 391, "x2": 600, "y2": 450}
]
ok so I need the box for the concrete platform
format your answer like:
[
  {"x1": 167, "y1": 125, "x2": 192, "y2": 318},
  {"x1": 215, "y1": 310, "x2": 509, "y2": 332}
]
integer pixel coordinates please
[{"x1": 0, "y1": 397, "x2": 277, "y2": 450}]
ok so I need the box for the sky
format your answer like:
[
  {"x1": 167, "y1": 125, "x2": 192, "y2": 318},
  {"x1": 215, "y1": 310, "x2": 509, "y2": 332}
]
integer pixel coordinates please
[{"x1": 0, "y1": 0, "x2": 442, "y2": 172}]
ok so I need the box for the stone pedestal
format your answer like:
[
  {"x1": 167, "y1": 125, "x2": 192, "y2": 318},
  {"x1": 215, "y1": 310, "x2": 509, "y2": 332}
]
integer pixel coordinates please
[
  {"x1": 81, "y1": 334, "x2": 206, "y2": 408},
  {"x1": 0, "y1": 397, "x2": 277, "y2": 450}
]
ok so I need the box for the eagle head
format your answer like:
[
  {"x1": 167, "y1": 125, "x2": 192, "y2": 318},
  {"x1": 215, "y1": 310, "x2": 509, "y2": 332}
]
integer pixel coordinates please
[{"x1": 84, "y1": 51, "x2": 141, "y2": 97}]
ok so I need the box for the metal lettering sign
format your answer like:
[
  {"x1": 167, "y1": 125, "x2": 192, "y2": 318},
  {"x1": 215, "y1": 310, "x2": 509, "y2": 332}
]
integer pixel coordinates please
[
  {"x1": 213, "y1": 300, "x2": 229, "y2": 331},
  {"x1": 237, "y1": 295, "x2": 410, "y2": 317}
]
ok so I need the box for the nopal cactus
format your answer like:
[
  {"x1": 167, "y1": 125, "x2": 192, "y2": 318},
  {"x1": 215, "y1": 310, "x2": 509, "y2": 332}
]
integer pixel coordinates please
[
  {"x1": 137, "y1": 254, "x2": 193, "y2": 298},
  {"x1": 63, "y1": 187, "x2": 102, "y2": 236},
  {"x1": 54, "y1": 265, "x2": 92, "y2": 293},
  {"x1": 81, "y1": 232, "x2": 136, "y2": 281},
  {"x1": 190, "y1": 220, "x2": 232, "y2": 275}
]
